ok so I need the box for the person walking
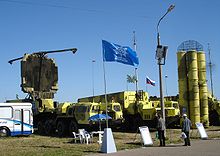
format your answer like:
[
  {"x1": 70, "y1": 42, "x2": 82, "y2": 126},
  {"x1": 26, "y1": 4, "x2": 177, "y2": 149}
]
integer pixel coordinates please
[
  {"x1": 156, "y1": 113, "x2": 166, "y2": 146},
  {"x1": 182, "y1": 114, "x2": 192, "y2": 146}
]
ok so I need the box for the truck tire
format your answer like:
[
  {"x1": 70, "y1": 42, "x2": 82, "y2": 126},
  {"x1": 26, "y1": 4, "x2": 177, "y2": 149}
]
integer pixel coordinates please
[
  {"x1": 37, "y1": 121, "x2": 45, "y2": 135},
  {"x1": 44, "y1": 120, "x2": 54, "y2": 136},
  {"x1": 209, "y1": 110, "x2": 220, "y2": 126},
  {"x1": 0, "y1": 127, "x2": 10, "y2": 137},
  {"x1": 57, "y1": 121, "x2": 67, "y2": 137},
  {"x1": 69, "y1": 121, "x2": 78, "y2": 136},
  {"x1": 123, "y1": 115, "x2": 133, "y2": 131}
]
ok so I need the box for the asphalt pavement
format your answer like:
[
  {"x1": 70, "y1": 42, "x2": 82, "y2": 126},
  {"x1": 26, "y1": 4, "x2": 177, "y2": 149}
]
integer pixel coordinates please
[{"x1": 91, "y1": 138, "x2": 220, "y2": 156}]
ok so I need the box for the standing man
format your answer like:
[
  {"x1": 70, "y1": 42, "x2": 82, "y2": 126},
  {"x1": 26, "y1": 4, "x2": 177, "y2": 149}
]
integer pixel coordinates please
[
  {"x1": 157, "y1": 113, "x2": 166, "y2": 146},
  {"x1": 182, "y1": 114, "x2": 192, "y2": 146}
]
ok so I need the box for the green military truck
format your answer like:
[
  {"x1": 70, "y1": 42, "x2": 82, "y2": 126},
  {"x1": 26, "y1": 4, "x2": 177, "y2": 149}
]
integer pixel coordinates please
[
  {"x1": 78, "y1": 90, "x2": 157, "y2": 130},
  {"x1": 6, "y1": 50, "x2": 119, "y2": 136},
  {"x1": 150, "y1": 96, "x2": 180, "y2": 127},
  {"x1": 208, "y1": 94, "x2": 220, "y2": 126}
]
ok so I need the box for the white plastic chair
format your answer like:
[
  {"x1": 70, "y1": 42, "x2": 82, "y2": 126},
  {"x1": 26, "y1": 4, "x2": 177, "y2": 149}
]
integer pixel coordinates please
[
  {"x1": 72, "y1": 132, "x2": 82, "y2": 143},
  {"x1": 78, "y1": 129, "x2": 86, "y2": 143},
  {"x1": 84, "y1": 131, "x2": 92, "y2": 144},
  {"x1": 78, "y1": 129, "x2": 92, "y2": 144}
]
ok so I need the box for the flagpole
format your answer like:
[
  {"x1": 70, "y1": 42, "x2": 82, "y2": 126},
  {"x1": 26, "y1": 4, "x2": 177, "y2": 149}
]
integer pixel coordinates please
[
  {"x1": 102, "y1": 39, "x2": 139, "y2": 129},
  {"x1": 92, "y1": 60, "x2": 95, "y2": 103},
  {"x1": 133, "y1": 31, "x2": 139, "y2": 101},
  {"x1": 126, "y1": 80, "x2": 128, "y2": 91},
  {"x1": 146, "y1": 83, "x2": 148, "y2": 92},
  {"x1": 135, "y1": 67, "x2": 138, "y2": 93},
  {"x1": 102, "y1": 54, "x2": 109, "y2": 129}
]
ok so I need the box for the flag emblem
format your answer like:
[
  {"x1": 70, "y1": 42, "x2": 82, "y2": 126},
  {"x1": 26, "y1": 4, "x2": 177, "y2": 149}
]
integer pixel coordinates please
[{"x1": 102, "y1": 40, "x2": 139, "y2": 66}]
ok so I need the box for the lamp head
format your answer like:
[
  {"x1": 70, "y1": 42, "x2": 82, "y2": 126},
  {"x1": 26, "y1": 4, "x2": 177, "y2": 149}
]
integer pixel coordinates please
[
  {"x1": 8, "y1": 60, "x2": 13, "y2": 64},
  {"x1": 167, "y1": 4, "x2": 175, "y2": 12},
  {"x1": 70, "y1": 48, "x2": 77, "y2": 54}
]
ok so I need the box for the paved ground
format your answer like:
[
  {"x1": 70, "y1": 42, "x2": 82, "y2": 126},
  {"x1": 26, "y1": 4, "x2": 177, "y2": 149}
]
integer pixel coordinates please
[{"x1": 91, "y1": 138, "x2": 220, "y2": 156}]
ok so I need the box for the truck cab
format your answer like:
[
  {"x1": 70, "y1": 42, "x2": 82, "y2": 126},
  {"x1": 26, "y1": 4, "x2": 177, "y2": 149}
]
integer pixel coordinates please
[
  {"x1": 99, "y1": 102, "x2": 124, "y2": 126},
  {"x1": 73, "y1": 102, "x2": 100, "y2": 125},
  {"x1": 150, "y1": 98, "x2": 180, "y2": 127}
]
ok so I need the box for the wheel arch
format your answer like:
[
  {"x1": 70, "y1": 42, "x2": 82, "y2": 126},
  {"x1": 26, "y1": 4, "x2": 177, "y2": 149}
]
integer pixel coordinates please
[{"x1": 0, "y1": 126, "x2": 11, "y2": 136}]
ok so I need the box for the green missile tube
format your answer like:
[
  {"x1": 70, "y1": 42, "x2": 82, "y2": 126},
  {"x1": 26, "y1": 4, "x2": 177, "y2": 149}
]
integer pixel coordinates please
[
  {"x1": 186, "y1": 51, "x2": 200, "y2": 128},
  {"x1": 197, "y1": 51, "x2": 209, "y2": 127},
  {"x1": 177, "y1": 51, "x2": 189, "y2": 116}
]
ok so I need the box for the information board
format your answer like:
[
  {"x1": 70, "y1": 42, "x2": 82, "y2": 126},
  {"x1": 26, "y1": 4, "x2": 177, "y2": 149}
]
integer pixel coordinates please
[
  {"x1": 139, "y1": 126, "x2": 153, "y2": 146},
  {"x1": 195, "y1": 122, "x2": 208, "y2": 139}
]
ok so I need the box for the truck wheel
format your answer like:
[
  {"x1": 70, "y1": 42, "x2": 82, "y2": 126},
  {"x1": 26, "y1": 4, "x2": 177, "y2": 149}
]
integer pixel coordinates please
[
  {"x1": 37, "y1": 121, "x2": 45, "y2": 135},
  {"x1": 131, "y1": 115, "x2": 141, "y2": 131},
  {"x1": 57, "y1": 121, "x2": 67, "y2": 137},
  {"x1": 123, "y1": 115, "x2": 133, "y2": 131},
  {"x1": 0, "y1": 127, "x2": 10, "y2": 137},
  {"x1": 69, "y1": 121, "x2": 78, "y2": 136},
  {"x1": 209, "y1": 110, "x2": 220, "y2": 126},
  {"x1": 44, "y1": 120, "x2": 54, "y2": 136}
]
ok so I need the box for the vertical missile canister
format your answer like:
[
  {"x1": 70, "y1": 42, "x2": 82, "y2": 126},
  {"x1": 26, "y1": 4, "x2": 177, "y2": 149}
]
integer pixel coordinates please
[
  {"x1": 197, "y1": 51, "x2": 209, "y2": 127},
  {"x1": 177, "y1": 51, "x2": 189, "y2": 116},
  {"x1": 186, "y1": 50, "x2": 200, "y2": 128}
]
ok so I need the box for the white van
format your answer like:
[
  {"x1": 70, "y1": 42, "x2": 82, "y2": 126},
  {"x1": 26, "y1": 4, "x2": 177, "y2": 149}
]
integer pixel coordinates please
[{"x1": 0, "y1": 103, "x2": 33, "y2": 136}]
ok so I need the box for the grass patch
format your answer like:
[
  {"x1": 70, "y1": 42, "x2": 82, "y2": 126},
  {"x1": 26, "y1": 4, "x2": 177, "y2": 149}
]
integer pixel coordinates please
[{"x1": 0, "y1": 126, "x2": 219, "y2": 156}]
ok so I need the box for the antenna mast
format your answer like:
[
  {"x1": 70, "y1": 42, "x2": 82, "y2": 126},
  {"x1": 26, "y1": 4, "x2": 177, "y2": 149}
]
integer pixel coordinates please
[
  {"x1": 208, "y1": 43, "x2": 214, "y2": 97},
  {"x1": 133, "y1": 31, "x2": 137, "y2": 51}
]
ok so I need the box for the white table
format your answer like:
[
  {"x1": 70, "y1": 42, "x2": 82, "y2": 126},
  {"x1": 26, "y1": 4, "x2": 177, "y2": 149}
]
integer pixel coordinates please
[{"x1": 91, "y1": 131, "x2": 104, "y2": 144}]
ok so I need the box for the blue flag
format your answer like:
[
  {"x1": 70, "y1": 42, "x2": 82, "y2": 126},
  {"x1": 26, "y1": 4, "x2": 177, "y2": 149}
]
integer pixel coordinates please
[{"x1": 102, "y1": 40, "x2": 139, "y2": 66}]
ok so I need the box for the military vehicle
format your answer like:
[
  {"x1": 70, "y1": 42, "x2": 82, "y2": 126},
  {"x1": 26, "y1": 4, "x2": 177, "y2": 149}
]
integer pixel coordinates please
[
  {"x1": 54, "y1": 101, "x2": 123, "y2": 136},
  {"x1": 7, "y1": 50, "x2": 70, "y2": 134},
  {"x1": 208, "y1": 93, "x2": 220, "y2": 126},
  {"x1": 53, "y1": 101, "x2": 102, "y2": 136},
  {"x1": 78, "y1": 90, "x2": 157, "y2": 130},
  {"x1": 149, "y1": 93, "x2": 220, "y2": 127},
  {"x1": 6, "y1": 48, "x2": 125, "y2": 136},
  {"x1": 7, "y1": 98, "x2": 102, "y2": 136},
  {"x1": 150, "y1": 96, "x2": 180, "y2": 126},
  {"x1": 6, "y1": 49, "x2": 97, "y2": 135},
  {"x1": 99, "y1": 102, "x2": 124, "y2": 126},
  {"x1": 77, "y1": 98, "x2": 124, "y2": 126}
]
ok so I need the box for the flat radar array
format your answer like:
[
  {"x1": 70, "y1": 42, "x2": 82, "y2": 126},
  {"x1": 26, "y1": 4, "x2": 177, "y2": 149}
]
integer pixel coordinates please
[{"x1": 8, "y1": 48, "x2": 77, "y2": 99}]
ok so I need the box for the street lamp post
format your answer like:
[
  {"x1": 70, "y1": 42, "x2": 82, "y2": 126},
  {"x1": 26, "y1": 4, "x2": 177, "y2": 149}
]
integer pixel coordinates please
[{"x1": 156, "y1": 5, "x2": 175, "y2": 122}]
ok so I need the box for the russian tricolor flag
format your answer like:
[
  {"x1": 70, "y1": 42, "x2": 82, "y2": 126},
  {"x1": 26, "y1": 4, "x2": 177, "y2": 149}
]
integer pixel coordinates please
[{"x1": 146, "y1": 76, "x2": 155, "y2": 86}]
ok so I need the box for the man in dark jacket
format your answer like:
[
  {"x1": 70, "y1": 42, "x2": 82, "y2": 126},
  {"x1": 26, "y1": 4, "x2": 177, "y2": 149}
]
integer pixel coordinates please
[
  {"x1": 157, "y1": 113, "x2": 166, "y2": 146},
  {"x1": 182, "y1": 114, "x2": 192, "y2": 146}
]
